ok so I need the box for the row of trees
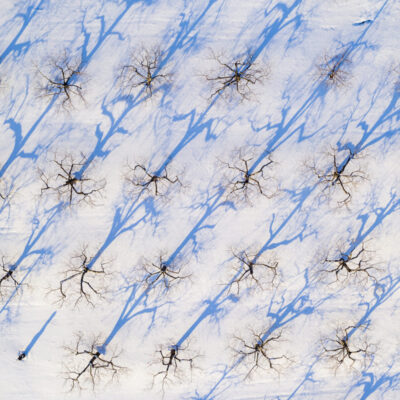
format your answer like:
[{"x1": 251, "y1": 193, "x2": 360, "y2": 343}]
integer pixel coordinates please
[
  {"x1": 58, "y1": 321, "x2": 373, "y2": 392},
  {"x1": 0, "y1": 237, "x2": 380, "y2": 305},
  {"x1": 0, "y1": 143, "x2": 367, "y2": 209},
  {"x1": 29, "y1": 47, "x2": 351, "y2": 111}
]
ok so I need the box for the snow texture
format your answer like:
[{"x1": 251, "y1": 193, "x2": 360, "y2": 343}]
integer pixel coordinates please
[{"x1": 1, "y1": 0, "x2": 400, "y2": 399}]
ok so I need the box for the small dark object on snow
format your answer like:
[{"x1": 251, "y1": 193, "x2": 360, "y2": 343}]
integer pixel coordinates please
[{"x1": 353, "y1": 20, "x2": 372, "y2": 26}]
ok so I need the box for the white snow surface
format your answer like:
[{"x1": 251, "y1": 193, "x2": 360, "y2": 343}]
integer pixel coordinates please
[{"x1": 1, "y1": 0, "x2": 400, "y2": 399}]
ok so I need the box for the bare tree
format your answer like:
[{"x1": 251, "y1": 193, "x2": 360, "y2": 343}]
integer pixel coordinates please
[
  {"x1": 37, "y1": 50, "x2": 84, "y2": 109},
  {"x1": 221, "y1": 151, "x2": 276, "y2": 204},
  {"x1": 227, "y1": 249, "x2": 278, "y2": 294},
  {"x1": 39, "y1": 154, "x2": 106, "y2": 206},
  {"x1": 141, "y1": 253, "x2": 191, "y2": 291},
  {"x1": 0, "y1": 256, "x2": 19, "y2": 300},
  {"x1": 0, "y1": 179, "x2": 10, "y2": 204},
  {"x1": 322, "y1": 325, "x2": 372, "y2": 370},
  {"x1": 125, "y1": 162, "x2": 182, "y2": 198},
  {"x1": 206, "y1": 50, "x2": 268, "y2": 101},
  {"x1": 0, "y1": 177, "x2": 16, "y2": 211},
  {"x1": 310, "y1": 147, "x2": 366, "y2": 205},
  {"x1": 152, "y1": 342, "x2": 198, "y2": 393},
  {"x1": 320, "y1": 242, "x2": 379, "y2": 284},
  {"x1": 232, "y1": 329, "x2": 288, "y2": 379},
  {"x1": 318, "y1": 52, "x2": 351, "y2": 87},
  {"x1": 64, "y1": 332, "x2": 123, "y2": 391},
  {"x1": 119, "y1": 47, "x2": 169, "y2": 97},
  {"x1": 50, "y1": 245, "x2": 109, "y2": 307}
]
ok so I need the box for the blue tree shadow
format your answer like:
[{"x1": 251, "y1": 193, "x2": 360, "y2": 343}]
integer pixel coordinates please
[
  {"x1": 77, "y1": 0, "x2": 221, "y2": 177},
  {"x1": 1, "y1": 97, "x2": 57, "y2": 179},
  {"x1": 193, "y1": 269, "x2": 332, "y2": 400},
  {"x1": 252, "y1": 0, "x2": 304, "y2": 61},
  {"x1": 97, "y1": 187, "x2": 234, "y2": 352},
  {"x1": 249, "y1": 0, "x2": 390, "y2": 174},
  {"x1": 18, "y1": 310, "x2": 57, "y2": 360},
  {"x1": 0, "y1": 202, "x2": 62, "y2": 317},
  {"x1": 167, "y1": 187, "x2": 234, "y2": 264},
  {"x1": 99, "y1": 282, "x2": 172, "y2": 354},
  {"x1": 286, "y1": 358, "x2": 319, "y2": 399},
  {"x1": 342, "y1": 87, "x2": 400, "y2": 155},
  {"x1": 0, "y1": 0, "x2": 46, "y2": 64},
  {"x1": 0, "y1": 0, "x2": 150, "y2": 179},
  {"x1": 85, "y1": 195, "x2": 157, "y2": 270},
  {"x1": 345, "y1": 364, "x2": 400, "y2": 400}
]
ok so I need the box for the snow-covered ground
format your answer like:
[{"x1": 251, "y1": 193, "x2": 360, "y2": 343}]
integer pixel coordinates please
[{"x1": 1, "y1": 0, "x2": 400, "y2": 399}]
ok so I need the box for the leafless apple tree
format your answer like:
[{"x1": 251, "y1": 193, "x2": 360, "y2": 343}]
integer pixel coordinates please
[
  {"x1": 139, "y1": 253, "x2": 191, "y2": 292},
  {"x1": 39, "y1": 154, "x2": 106, "y2": 206},
  {"x1": 309, "y1": 147, "x2": 366, "y2": 205},
  {"x1": 49, "y1": 245, "x2": 110, "y2": 307},
  {"x1": 220, "y1": 149, "x2": 277, "y2": 205},
  {"x1": 119, "y1": 47, "x2": 170, "y2": 98},
  {"x1": 0, "y1": 177, "x2": 15, "y2": 210},
  {"x1": 319, "y1": 242, "x2": 380, "y2": 285},
  {"x1": 205, "y1": 50, "x2": 268, "y2": 101},
  {"x1": 318, "y1": 52, "x2": 351, "y2": 87},
  {"x1": 36, "y1": 50, "x2": 85, "y2": 110},
  {"x1": 227, "y1": 249, "x2": 278, "y2": 294},
  {"x1": 124, "y1": 162, "x2": 182, "y2": 198},
  {"x1": 64, "y1": 332, "x2": 123, "y2": 391},
  {"x1": 232, "y1": 328, "x2": 289, "y2": 379},
  {"x1": 321, "y1": 325, "x2": 373, "y2": 371},
  {"x1": 151, "y1": 341, "x2": 198, "y2": 394},
  {"x1": 0, "y1": 256, "x2": 20, "y2": 300}
]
